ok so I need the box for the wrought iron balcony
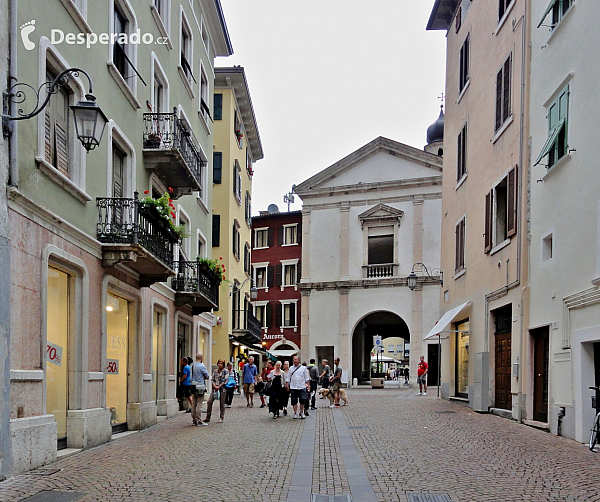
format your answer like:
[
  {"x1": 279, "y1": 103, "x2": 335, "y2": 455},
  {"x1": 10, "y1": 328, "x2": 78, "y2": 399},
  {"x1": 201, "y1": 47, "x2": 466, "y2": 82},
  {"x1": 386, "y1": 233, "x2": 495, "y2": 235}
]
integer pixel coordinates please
[
  {"x1": 362, "y1": 263, "x2": 399, "y2": 279},
  {"x1": 96, "y1": 192, "x2": 177, "y2": 286},
  {"x1": 232, "y1": 308, "x2": 262, "y2": 345},
  {"x1": 142, "y1": 108, "x2": 206, "y2": 199},
  {"x1": 171, "y1": 260, "x2": 219, "y2": 314}
]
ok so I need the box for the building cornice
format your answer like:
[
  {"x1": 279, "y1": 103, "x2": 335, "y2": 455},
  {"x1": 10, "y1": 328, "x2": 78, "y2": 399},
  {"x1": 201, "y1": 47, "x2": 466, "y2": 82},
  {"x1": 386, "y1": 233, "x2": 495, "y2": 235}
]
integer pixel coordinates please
[
  {"x1": 297, "y1": 176, "x2": 442, "y2": 201},
  {"x1": 299, "y1": 277, "x2": 440, "y2": 291},
  {"x1": 215, "y1": 67, "x2": 263, "y2": 161},
  {"x1": 301, "y1": 192, "x2": 442, "y2": 211}
]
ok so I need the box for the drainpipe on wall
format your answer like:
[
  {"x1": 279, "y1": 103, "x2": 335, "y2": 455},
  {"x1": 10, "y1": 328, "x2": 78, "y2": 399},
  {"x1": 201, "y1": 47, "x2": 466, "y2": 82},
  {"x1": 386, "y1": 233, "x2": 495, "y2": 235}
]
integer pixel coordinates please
[
  {"x1": 8, "y1": 0, "x2": 17, "y2": 188},
  {"x1": 517, "y1": 285, "x2": 529, "y2": 424}
]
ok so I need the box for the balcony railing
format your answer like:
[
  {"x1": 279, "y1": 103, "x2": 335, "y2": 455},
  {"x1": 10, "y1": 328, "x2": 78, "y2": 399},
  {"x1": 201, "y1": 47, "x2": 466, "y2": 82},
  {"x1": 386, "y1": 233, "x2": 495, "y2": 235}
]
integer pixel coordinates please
[
  {"x1": 96, "y1": 193, "x2": 176, "y2": 271},
  {"x1": 171, "y1": 260, "x2": 219, "y2": 311},
  {"x1": 233, "y1": 309, "x2": 262, "y2": 344},
  {"x1": 142, "y1": 108, "x2": 206, "y2": 197},
  {"x1": 363, "y1": 263, "x2": 399, "y2": 279}
]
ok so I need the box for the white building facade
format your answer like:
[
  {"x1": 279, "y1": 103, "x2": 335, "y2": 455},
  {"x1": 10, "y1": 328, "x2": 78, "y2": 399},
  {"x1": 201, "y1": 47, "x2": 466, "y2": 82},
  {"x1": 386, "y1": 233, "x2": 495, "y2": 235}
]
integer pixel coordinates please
[
  {"x1": 528, "y1": 0, "x2": 600, "y2": 442},
  {"x1": 295, "y1": 137, "x2": 443, "y2": 384}
]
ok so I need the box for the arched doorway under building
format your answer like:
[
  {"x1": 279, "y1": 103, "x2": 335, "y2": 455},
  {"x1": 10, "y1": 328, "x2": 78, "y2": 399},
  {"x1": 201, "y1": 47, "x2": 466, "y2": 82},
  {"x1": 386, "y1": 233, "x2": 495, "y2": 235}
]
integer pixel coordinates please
[{"x1": 352, "y1": 311, "x2": 410, "y2": 384}]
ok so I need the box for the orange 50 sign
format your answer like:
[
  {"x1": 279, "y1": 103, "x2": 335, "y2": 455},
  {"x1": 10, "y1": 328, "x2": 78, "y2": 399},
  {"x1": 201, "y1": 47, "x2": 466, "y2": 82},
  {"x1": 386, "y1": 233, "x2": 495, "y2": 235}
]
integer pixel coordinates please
[{"x1": 106, "y1": 359, "x2": 119, "y2": 375}]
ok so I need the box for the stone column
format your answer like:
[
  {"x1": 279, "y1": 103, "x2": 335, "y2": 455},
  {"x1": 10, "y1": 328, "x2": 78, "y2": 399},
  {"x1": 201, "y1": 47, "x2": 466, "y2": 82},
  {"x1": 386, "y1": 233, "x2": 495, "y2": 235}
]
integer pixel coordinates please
[
  {"x1": 413, "y1": 197, "x2": 424, "y2": 264},
  {"x1": 300, "y1": 289, "x2": 310, "y2": 362},
  {"x1": 338, "y1": 287, "x2": 350, "y2": 374},
  {"x1": 410, "y1": 198, "x2": 424, "y2": 382},
  {"x1": 339, "y1": 204, "x2": 350, "y2": 281},
  {"x1": 300, "y1": 209, "x2": 310, "y2": 282}
]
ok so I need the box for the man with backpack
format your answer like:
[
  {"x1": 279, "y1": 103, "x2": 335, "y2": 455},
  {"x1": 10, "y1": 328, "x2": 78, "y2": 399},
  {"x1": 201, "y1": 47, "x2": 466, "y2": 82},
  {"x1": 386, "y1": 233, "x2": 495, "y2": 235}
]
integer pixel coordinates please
[{"x1": 307, "y1": 359, "x2": 319, "y2": 410}]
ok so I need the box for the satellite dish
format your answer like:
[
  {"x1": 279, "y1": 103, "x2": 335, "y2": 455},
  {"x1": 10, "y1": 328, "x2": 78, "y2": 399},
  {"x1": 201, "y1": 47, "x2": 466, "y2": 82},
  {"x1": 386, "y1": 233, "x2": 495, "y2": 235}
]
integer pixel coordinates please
[{"x1": 267, "y1": 204, "x2": 279, "y2": 214}]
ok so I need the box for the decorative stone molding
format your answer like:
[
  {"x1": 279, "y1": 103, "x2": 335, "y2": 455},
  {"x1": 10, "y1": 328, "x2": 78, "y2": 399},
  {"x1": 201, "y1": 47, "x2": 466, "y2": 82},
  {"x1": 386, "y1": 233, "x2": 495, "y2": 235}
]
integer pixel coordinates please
[
  {"x1": 562, "y1": 285, "x2": 600, "y2": 348},
  {"x1": 358, "y1": 203, "x2": 404, "y2": 229}
]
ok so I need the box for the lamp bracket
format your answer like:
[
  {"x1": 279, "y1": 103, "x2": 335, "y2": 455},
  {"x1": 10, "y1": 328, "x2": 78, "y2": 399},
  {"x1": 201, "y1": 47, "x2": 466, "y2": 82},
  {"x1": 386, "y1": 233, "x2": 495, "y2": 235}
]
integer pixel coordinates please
[
  {"x1": 410, "y1": 262, "x2": 444, "y2": 287},
  {"x1": 2, "y1": 67, "x2": 94, "y2": 123}
]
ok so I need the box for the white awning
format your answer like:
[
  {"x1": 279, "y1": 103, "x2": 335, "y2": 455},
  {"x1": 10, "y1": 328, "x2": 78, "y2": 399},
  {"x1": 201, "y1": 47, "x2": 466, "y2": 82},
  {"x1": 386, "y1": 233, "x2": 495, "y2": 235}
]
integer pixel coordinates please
[
  {"x1": 268, "y1": 349, "x2": 299, "y2": 358},
  {"x1": 370, "y1": 355, "x2": 402, "y2": 363},
  {"x1": 424, "y1": 301, "x2": 471, "y2": 340}
]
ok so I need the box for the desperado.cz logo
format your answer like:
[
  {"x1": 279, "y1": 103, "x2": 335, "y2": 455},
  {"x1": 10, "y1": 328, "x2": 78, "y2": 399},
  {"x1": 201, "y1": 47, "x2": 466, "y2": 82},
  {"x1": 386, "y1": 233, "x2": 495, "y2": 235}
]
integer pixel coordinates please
[{"x1": 20, "y1": 19, "x2": 169, "y2": 51}]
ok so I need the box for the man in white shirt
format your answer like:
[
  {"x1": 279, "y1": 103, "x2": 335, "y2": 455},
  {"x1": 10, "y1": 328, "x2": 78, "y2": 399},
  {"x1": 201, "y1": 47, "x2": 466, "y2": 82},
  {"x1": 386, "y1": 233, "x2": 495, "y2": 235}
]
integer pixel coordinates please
[{"x1": 286, "y1": 355, "x2": 310, "y2": 419}]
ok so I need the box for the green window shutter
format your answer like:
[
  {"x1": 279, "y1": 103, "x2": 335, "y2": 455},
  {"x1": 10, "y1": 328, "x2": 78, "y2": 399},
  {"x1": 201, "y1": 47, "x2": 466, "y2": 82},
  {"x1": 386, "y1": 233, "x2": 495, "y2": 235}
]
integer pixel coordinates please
[
  {"x1": 212, "y1": 215, "x2": 220, "y2": 247},
  {"x1": 213, "y1": 152, "x2": 222, "y2": 184},
  {"x1": 214, "y1": 93, "x2": 222, "y2": 120},
  {"x1": 534, "y1": 118, "x2": 565, "y2": 166},
  {"x1": 537, "y1": 0, "x2": 556, "y2": 28}
]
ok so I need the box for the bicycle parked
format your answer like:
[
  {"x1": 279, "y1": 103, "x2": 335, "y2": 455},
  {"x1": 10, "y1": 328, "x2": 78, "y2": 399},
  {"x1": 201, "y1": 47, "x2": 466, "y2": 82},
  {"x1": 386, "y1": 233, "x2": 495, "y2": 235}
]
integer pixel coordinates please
[{"x1": 589, "y1": 386, "x2": 600, "y2": 451}]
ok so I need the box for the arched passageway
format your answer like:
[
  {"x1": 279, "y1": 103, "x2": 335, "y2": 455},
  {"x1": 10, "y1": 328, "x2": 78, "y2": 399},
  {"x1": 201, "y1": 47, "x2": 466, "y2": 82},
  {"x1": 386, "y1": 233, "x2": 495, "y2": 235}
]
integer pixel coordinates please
[{"x1": 352, "y1": 311, "x2": 410, "y2": 384}]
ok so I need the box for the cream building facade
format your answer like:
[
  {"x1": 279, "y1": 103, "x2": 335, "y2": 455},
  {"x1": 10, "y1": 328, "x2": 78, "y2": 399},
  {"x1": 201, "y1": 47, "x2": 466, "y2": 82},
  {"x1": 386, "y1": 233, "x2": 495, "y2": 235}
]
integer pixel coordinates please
[
  {"x1": 528, "y1": 0, "x2": 600, "y2": 441},
  {"x1": 295, "y1": 137, "x2": 443, "y2": 385},
  {"x1": 211, "y1": 67, "x2": 263, "y2": 365},
  {"x1": 427, "y1": 0, "x2": 530, "y2": 416}
]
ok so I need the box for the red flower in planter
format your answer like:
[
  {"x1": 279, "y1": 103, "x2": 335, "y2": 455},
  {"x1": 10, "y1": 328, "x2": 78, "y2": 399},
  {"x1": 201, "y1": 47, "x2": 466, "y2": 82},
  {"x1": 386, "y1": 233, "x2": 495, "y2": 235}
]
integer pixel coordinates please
[
  {"x1": 144, "y1": 190, "x2": 149, "y2": 194},
  {"x1": 170, "y1": 211, "x2": 175, "y2": 218},
  {"x1": 168, "y1": 187, "x2": 173, "y2": 193}
]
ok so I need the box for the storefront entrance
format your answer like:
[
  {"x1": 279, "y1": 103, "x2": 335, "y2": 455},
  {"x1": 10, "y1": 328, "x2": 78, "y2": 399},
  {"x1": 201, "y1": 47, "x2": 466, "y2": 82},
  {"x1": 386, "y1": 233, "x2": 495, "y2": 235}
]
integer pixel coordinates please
[
  {"x1": 106, "y1": 293, "x2": 129, "y2": 432},
  {"x1": 494, "y1": 306, "x2": 512, "y2": 411},
  {"x1": 152, "y1": 311, "x2": 161, "y2": 403},
  {"x1": 455, "y1": 320, "x2": 470, "y2": 398},
  {"x1": 427, "y1": 343, "x2": 440, "y2": 387},
  {"x1": 532, "y1": 326, "x2": 549, "y2": 423},
  {"x1": 46, "y1": 267, "x2": 70, "y2": 449}
]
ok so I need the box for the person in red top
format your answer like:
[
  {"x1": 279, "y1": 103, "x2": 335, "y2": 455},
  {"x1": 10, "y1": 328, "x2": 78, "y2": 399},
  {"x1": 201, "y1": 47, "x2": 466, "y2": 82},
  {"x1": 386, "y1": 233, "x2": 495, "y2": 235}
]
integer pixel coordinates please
[{"x1": 417, "y1": 355, "x2": 428, "y2": 396}]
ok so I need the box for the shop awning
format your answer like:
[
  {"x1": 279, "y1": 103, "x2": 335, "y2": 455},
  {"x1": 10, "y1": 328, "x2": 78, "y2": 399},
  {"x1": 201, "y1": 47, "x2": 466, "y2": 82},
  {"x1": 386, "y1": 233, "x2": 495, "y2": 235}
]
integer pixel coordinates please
[
  {"x1": 424, "y1": 301, "x2": 471, "y2": 340},
  {"x1": 370, "y1": 355, "x2": 402, "y2": 363},
  {"x1": 269, "y1": 349, "x2": 299, "y2": 358}
]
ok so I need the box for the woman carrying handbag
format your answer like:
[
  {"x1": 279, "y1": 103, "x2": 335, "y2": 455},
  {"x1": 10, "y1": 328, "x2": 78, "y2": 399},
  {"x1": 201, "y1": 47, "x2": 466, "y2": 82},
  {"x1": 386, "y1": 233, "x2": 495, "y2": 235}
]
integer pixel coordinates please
[
  {"x1": 267, "y1": 361, "x2": 287, "y2": 419},
  {"x1": 224, "y1": 361, "x2": 238, "y2": 408},
  {"x1": 204, "y1": 359, "x2": 229, "y2": 424}
]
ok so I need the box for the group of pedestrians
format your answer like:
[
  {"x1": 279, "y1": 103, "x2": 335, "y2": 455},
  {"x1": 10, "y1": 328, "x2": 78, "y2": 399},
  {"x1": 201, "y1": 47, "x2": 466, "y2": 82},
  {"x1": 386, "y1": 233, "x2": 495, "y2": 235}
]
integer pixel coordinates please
[{"x1": 178, "y1": 353, "x2": 346, "y2": 426}]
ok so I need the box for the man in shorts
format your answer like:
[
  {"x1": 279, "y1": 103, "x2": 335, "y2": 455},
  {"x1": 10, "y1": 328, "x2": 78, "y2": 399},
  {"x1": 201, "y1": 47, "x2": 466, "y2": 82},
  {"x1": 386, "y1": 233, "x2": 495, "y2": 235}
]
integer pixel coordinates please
[
  {"x1": 329, "y1": 357, "x2": 342, "y2": 408},
  {"x1": 286, "y1": 355, "x2": 310, "y2": 419},
  {"x1": 242, "y1": 356, "x2": 258, "y2": 407},
  {"x1": 417, "y1": 355, "x2": 428, "y2": 395}
]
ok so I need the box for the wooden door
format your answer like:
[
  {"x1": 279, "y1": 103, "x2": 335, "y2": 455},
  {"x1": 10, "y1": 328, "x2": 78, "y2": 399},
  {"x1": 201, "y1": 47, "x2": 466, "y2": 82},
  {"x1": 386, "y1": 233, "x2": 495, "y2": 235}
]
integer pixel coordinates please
[
  {"x1": 533, "y1": 328, "x2": 549, "y2": 423},
  {"x1": 495, "y1": 332, "x2": 512, "y2": 410}
]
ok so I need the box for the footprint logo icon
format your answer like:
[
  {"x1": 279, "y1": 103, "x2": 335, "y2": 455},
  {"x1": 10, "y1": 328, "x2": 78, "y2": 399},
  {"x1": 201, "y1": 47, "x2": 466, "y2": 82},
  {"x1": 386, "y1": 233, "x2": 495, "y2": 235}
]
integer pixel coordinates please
[{"x1": 20, "y1": 20, "x2": 36, "y2": 51}]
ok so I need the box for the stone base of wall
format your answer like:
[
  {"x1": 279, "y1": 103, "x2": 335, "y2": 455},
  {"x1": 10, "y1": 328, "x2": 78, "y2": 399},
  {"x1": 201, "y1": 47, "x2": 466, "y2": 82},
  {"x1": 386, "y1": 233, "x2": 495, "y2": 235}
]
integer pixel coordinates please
[
  {"x1": 67, "y1": 408, "x2": 111, "y2": 449},
  {"x1": 10, "y1": 415, "x2": 56, "y2": 475},
  {"x1": 127, "y1": 402, "x2": 157, "y2": 430},
  {"x1": 157, "y1": 398, "x2": 178, "y2": 418}
]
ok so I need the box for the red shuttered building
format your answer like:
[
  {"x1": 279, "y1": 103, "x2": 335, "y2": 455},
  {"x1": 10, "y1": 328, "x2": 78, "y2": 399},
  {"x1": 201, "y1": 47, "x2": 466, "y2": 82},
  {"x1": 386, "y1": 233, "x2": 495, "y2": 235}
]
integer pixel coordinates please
[{"x1": 251, "y1": 210, "x2": 302, "y2": 361}]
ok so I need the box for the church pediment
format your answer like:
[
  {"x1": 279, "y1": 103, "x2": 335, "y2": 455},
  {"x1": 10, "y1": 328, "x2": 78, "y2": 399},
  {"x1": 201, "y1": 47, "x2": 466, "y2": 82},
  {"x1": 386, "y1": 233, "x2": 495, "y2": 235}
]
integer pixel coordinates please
[{"x1": 358, "y1": 203, "x2": 404, "y2": 228}]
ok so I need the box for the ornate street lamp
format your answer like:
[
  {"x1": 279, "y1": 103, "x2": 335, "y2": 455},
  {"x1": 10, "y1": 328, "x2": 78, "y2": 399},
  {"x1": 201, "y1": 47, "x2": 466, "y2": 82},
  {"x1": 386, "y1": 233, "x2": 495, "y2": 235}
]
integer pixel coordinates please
[
  {"x1": 3, "y1": 67, "x2": 107, "y2": 152},
  {"x1": 407, "y1": 262, "x2": 443, "y2": 290}
]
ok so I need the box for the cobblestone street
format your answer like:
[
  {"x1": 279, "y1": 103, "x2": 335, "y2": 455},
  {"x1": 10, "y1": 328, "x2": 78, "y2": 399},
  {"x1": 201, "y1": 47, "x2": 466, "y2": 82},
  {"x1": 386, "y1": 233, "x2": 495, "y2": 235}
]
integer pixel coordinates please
[{"x1": 2, "y1": 388, "x2": 600, "y2": 502}]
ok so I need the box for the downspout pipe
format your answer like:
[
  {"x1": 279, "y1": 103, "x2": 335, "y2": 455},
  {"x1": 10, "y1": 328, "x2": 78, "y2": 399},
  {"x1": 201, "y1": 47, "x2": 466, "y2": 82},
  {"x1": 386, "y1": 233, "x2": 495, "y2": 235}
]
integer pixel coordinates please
[{"x1": 8, "y1": 0, "x2": 18, "y2": 187}]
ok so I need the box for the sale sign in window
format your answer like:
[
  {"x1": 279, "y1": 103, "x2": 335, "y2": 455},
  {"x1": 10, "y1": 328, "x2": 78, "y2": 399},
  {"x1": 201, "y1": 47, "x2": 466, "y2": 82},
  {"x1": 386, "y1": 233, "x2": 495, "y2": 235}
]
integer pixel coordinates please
[
  {"x1": 46, "y1": 267, "x2": 69, "y2": 438},
  {"x1": 106, "y1": 293, "x2": 129, "y2": 426}
]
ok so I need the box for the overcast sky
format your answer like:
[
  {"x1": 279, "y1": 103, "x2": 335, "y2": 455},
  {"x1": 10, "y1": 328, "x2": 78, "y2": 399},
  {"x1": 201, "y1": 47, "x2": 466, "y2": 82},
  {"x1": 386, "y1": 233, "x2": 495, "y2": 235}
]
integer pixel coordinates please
[{"x1": 218, "y1": 0, "x2": 447, "y2": 214}]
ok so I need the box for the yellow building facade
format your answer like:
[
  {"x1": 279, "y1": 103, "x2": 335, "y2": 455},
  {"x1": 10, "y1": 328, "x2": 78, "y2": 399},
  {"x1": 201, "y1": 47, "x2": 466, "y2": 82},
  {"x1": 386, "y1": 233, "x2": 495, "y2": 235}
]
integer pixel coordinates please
[{"x1": 211, "y1": 67, "x2": 263, "y2": 365}]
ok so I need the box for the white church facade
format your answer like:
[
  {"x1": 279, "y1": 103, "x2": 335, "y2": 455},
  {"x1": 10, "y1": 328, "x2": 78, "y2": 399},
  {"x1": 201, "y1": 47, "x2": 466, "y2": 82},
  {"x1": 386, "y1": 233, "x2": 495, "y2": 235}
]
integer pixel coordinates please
[{"x1": 295, "y1": 134, "x2": 444, "y2": 385}]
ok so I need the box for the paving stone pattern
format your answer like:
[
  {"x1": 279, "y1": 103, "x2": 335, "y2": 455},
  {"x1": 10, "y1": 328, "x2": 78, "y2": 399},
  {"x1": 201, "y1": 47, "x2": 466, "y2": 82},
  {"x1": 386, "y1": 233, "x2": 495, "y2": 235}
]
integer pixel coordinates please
[
  {"x1": 344, "y1": 388, "x2": 600, "y2": 502},
  {"x1": 2, "y1": 389, "x2": 600, "y2": 501},
  {"x1": 312, "y1": 405, "x2": 351, "y2": 496}
]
